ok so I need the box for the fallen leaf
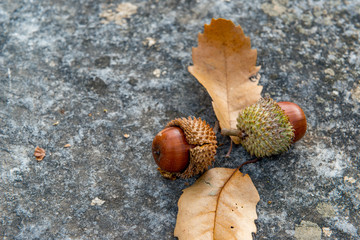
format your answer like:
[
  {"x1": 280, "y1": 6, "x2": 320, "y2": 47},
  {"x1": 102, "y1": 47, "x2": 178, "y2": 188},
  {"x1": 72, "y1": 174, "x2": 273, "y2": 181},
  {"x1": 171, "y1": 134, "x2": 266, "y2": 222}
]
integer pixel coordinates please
[
  {"x1": 189, "y1": 18, "x2": 262, "y2": 143},
  {"x1": 174, "y1": 168, "x2": 260, "y2": 240},
  {"x1": 153, "y1": 69, "x2": 161, "y2": 78},
  {"x1": 90, "y1": 197, "x2": 105, "y2": 206},
  {"x1": 143, "y1": 37, "x2": 156, "y2": 47},
  {"x1": 344, "y1": 176, "x2": 356, "y2": 184},
  {"x1": 64, "y1": 144, "x2": 71, "y2": 148},
  {"x1": 34, "y1": 146, "x2": 46, "y2": 161},
  {"x1": 322, "y1": 227, "x2": 332, "y2": 237}
]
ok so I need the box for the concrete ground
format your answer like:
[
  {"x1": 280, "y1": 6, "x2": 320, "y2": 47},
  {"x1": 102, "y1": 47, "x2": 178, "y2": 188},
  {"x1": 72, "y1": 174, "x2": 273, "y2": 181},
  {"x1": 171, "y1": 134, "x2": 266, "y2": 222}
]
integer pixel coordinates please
[{"x1": 0, "y1": 0, "x2": 359, "y2": 239}]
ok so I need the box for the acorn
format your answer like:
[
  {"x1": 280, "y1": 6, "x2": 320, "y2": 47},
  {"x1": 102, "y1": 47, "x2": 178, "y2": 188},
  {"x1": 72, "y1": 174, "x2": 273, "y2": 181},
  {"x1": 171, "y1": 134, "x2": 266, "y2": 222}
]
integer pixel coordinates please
[
  {"x1": 276, "y1": 101, "x2": 307, "y2": 143},
  {"x1": 152, "y1": 117, "x2": 217, "y2": 179},
  {"x1": 222, "y1": 97, "x2": 307, "y2": 157}
]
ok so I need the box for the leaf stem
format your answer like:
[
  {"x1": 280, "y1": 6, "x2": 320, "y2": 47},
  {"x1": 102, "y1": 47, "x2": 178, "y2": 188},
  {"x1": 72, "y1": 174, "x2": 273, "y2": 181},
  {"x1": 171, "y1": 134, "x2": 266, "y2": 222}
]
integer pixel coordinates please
[
  {"x1": 225, "y1": 140, "x2": 233, "y2": 158},
  {"x1": 221, "y1": 128, "x2": 247, "y2": 138},
  {"x1": 239, "y1": 158, "x2": 261, "y2": 171},
  {"x1": 213, "y1": 121, "x2": 220, "y2": 134}
]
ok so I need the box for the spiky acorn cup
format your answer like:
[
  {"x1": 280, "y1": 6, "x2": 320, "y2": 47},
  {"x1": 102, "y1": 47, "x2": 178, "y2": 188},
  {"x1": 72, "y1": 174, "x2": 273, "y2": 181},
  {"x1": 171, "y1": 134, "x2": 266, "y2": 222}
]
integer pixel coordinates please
[
  {"x1": 152, "y1": 117, "x2": 217, "y2": 179},
  {"x1": 222, "y1": 97, "x2": 307, "y2": 158}
]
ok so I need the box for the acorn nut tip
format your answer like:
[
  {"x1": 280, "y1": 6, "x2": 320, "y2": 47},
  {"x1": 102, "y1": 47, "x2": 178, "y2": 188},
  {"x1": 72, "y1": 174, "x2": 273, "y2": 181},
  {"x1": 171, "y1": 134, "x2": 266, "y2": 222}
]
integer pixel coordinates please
[{"x1": 277, "y1": 101, "x2": 307, "y2": 143}]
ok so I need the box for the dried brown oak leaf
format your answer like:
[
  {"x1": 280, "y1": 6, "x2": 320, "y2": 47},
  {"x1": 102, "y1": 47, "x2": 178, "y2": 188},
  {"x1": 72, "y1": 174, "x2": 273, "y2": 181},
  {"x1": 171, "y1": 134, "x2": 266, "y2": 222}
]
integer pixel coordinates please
[
  {"x1": 34, "y1": 146, "x2": 46, "y2": 161},
  {"x1": 189, "y1": 18, "x2": 262, "y2": 144},
  {"x1": 174, "y1": 168, "x2": 260, "y2": 240}
]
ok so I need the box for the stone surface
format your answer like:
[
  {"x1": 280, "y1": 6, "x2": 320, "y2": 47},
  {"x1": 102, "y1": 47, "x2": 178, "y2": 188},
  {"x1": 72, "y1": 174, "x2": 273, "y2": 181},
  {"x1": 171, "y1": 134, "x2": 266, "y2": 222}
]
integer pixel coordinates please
[{"x1": 0, "y1": 0, "x2": 359, "y2": 239}]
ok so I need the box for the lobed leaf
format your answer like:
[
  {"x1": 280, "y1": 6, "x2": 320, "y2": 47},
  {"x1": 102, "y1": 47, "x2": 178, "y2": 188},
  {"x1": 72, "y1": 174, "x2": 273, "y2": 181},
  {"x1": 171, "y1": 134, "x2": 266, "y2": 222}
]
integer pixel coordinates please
[{"x1": 189, "y1": 18, "x2": 262, "y2": 143}]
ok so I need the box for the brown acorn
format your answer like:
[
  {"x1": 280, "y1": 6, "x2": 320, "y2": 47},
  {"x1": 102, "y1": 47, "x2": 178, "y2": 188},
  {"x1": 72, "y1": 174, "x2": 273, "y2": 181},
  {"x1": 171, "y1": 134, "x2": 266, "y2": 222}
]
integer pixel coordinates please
[{"x1": 152, "y1": 117, "x2": 217, "y2": 179}]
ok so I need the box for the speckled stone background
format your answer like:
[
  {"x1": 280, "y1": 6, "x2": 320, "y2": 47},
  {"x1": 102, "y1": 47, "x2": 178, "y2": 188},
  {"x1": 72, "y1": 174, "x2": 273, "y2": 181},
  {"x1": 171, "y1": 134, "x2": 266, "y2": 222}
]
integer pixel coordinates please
[{"x1": 1, "y1": 0, "x2": 359, "y2": 239}]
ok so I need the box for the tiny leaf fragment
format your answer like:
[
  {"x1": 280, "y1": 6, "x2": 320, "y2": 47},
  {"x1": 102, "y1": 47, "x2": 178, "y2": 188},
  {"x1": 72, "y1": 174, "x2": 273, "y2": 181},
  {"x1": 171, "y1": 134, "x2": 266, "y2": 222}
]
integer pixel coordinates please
[{"x1": 34, "y1": 146, "x2": 46, "y2": 161}]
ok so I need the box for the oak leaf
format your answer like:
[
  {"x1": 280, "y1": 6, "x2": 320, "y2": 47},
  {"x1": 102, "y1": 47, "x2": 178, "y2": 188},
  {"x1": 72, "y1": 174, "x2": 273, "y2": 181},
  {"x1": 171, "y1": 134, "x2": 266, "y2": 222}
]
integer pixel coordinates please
[
  {"x1": 189, "y1": 19, "x2": 262, "y2": 144},
  {"x1": 174, "y1": 168, "x2": 260, "y2": 240}
]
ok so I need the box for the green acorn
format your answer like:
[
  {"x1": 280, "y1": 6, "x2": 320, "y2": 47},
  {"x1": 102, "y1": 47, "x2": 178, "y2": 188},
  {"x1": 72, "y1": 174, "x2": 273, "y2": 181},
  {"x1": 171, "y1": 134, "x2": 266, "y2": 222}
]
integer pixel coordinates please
[{"x1": 222, "y1": 97, "x2": 307, "y2": 157}]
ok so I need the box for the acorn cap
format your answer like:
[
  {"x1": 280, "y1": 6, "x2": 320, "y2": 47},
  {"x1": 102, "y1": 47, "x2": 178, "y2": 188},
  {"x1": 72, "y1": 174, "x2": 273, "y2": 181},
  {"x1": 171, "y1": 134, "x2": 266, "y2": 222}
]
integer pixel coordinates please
[
  {"x1": 237, "y1": 97, "x2": 295, "y2": 157},
  {"x1": 161, "y1": 117, "x2": 217, "y2": 179}
]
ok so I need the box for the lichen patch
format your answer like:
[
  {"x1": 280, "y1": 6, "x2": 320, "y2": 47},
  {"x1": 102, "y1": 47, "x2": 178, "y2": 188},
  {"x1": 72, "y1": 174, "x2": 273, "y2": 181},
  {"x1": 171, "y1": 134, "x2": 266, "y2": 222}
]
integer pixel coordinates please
[
  {"x1": 316, "y1": 202, "x2": 335, "y2": 218},
  {"x1": 294, "y1": 221, "x2": 321, "y2": 240},
  {"x1": 99, "y1": 3, "x2": 138, "y2": 25},
  {"x1": 351, "y1": 84, "x2": 360, "y2": 102},
  {"x1": 261, "y1": 1, "x2": 287, "y2": 17}
]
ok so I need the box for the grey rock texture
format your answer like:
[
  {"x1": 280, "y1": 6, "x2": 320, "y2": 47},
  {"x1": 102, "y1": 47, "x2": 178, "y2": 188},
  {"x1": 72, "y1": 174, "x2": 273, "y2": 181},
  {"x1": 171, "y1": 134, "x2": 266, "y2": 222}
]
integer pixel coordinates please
[{"x1": 0, "y1": 0, "x2": 359, "y2": 239}]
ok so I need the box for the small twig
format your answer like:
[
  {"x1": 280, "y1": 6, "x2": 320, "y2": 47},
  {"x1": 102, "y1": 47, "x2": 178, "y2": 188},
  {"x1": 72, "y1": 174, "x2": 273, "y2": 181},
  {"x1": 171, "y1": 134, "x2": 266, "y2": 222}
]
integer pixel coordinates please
[
  {"x1": 225, "y1": 140, "x2": 233, "y2": 158},
  {"x1": 239, "y1": 158, "x2": 261, "y2": 171},
  {"x1": 213, "y1": 121, "x2": 220, "y2": 134},
  {"x1": 221, "y1": 128, "x2": 247, "y2": 138}
]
